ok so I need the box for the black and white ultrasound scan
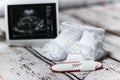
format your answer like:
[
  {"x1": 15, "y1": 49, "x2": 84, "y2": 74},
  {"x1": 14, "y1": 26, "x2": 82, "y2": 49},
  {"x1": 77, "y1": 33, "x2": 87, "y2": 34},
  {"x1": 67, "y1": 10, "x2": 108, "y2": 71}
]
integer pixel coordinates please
[{"x1": 8, "y1": 3, "x2": 57, "y2": 40}]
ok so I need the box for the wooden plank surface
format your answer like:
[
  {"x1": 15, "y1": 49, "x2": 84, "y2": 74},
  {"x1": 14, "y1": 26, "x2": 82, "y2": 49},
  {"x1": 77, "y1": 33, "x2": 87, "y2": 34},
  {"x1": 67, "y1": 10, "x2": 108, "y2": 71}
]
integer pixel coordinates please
[
  {"x1": 1, "y1": 3, "x2": 120, "y2": 80},
  {"x1": 0, "y1": 18, "x2": 5, "y2": 40},
  {"x1": 0, "y1": 42, "x2": 72, "y2": 80},
  {"x1": 62, "y1": 3, "x2": 120, "y2": 36},
  {"x1": 0, "y1": 42, "x2": 120, "y2": 80},
  {"x1": 103, "y1": 33, "x2": 120, "y2": 61},
  {"x1": 85, "y1": 58, "x2": 120, "y2": 80},
  {"x1": 0, "y1": 42, "x2": 91, "y2": 80}
]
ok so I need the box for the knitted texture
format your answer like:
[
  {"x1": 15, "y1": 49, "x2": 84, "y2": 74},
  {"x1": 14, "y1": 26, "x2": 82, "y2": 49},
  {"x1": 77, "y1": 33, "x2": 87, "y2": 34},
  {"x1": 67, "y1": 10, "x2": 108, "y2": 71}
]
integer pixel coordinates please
[
  {"x1": 42, "y1": 22, "x2": 105, "y2": 61},
  {"x1": 42, "y1": 22, "x2": 83, "y2": 61},
  {"x1": 67, "y1": 26, "x2": 105, "y2": 61}
]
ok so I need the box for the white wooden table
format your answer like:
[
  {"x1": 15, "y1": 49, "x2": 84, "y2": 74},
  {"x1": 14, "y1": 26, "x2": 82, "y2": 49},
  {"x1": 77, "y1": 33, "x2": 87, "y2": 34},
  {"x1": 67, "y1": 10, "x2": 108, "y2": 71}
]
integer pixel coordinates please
[
  {"x1": 0, "y1": 42, "x2": 120, "y2": 80},
  {"x1": 1, "y1": 3, "x2": 120, "y2": 80}
]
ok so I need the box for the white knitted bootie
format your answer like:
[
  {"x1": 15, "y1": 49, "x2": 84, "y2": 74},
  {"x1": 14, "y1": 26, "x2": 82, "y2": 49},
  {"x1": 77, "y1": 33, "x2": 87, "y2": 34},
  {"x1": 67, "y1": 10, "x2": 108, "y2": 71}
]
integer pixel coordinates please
[{"x1": 66, "y1": 26, "x2": 105, "y2": 61}]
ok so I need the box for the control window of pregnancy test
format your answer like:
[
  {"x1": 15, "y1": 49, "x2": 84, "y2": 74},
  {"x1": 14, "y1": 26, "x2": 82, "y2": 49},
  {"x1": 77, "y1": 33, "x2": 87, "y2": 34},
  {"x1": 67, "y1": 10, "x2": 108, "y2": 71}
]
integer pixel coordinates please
[{"x1": 5, "y1": 0, "x2": 59, "y2": 47}]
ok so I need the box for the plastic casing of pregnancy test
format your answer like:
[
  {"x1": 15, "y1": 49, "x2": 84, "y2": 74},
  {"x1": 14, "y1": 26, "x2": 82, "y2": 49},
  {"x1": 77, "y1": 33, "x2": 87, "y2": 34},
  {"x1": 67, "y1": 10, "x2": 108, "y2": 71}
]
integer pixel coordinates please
[{"x1": 51, "y1": 61, "x2": 103, "y2": 72}]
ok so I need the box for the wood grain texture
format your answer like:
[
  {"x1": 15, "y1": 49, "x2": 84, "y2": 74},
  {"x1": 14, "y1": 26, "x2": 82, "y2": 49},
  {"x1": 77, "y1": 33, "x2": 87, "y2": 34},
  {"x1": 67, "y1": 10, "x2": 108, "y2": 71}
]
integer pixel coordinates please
[
  {"x1": 85, "y1": 58, "x2": 120, "y2": 80},
  {"x1": 1, "y1": 42, "x2": 120, "y2": 80},
  {"x1": 98, "y1": 33, "x2": 120, "y2": 61},
  {"x1": 59, "y1": 12, "x2": 84, "y2": 25},
  {"x1": 62, "y1": 4, "x2": 120, "y2": 36},
  {"x1": 0, "y1": 42, "x2": 72, "y2": 80},
  {"x1": 0, "y1": 18, "x2": 5, "y2": 31},
  {"x1": 104, "y1": 33, "x2": 120, "y2": 47},
  {"x1": 59, "y1": 0, "x2": 120, "y2": 8},
  {"x1": 0, "y1": 18, "x2": 5, "y2": 40}
]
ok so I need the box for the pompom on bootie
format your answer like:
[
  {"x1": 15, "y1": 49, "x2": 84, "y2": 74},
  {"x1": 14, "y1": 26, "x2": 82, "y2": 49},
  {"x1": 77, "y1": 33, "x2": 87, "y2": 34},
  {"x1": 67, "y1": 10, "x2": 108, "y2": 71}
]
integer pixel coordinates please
[{"x1": 42, "y1": 22, "x2": 84, "y2": 61}]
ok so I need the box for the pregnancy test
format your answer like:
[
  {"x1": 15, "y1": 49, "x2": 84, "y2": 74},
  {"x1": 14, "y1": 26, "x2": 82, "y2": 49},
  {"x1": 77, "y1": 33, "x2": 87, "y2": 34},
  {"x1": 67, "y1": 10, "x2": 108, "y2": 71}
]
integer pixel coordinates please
[{"x1": 51, "y1": 61, "x2": 103, "y2": 72}]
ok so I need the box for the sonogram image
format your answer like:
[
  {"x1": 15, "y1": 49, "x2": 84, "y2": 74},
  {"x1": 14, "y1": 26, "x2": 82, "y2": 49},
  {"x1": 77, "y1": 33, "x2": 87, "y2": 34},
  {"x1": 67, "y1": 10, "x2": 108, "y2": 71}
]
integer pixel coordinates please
[
  {"x1": 8, "y1": 3, "x2": 57, "y2": 40},
  {"x1": 14, "y1": 9, "x2": 45, "y2": 34}
]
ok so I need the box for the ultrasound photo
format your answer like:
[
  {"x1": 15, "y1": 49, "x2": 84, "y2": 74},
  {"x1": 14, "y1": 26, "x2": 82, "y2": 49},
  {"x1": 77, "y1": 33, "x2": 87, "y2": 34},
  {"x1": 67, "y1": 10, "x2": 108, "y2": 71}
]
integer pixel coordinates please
[{"x1": 8, "y1": 3, "x2": 57, "y2": 40}]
